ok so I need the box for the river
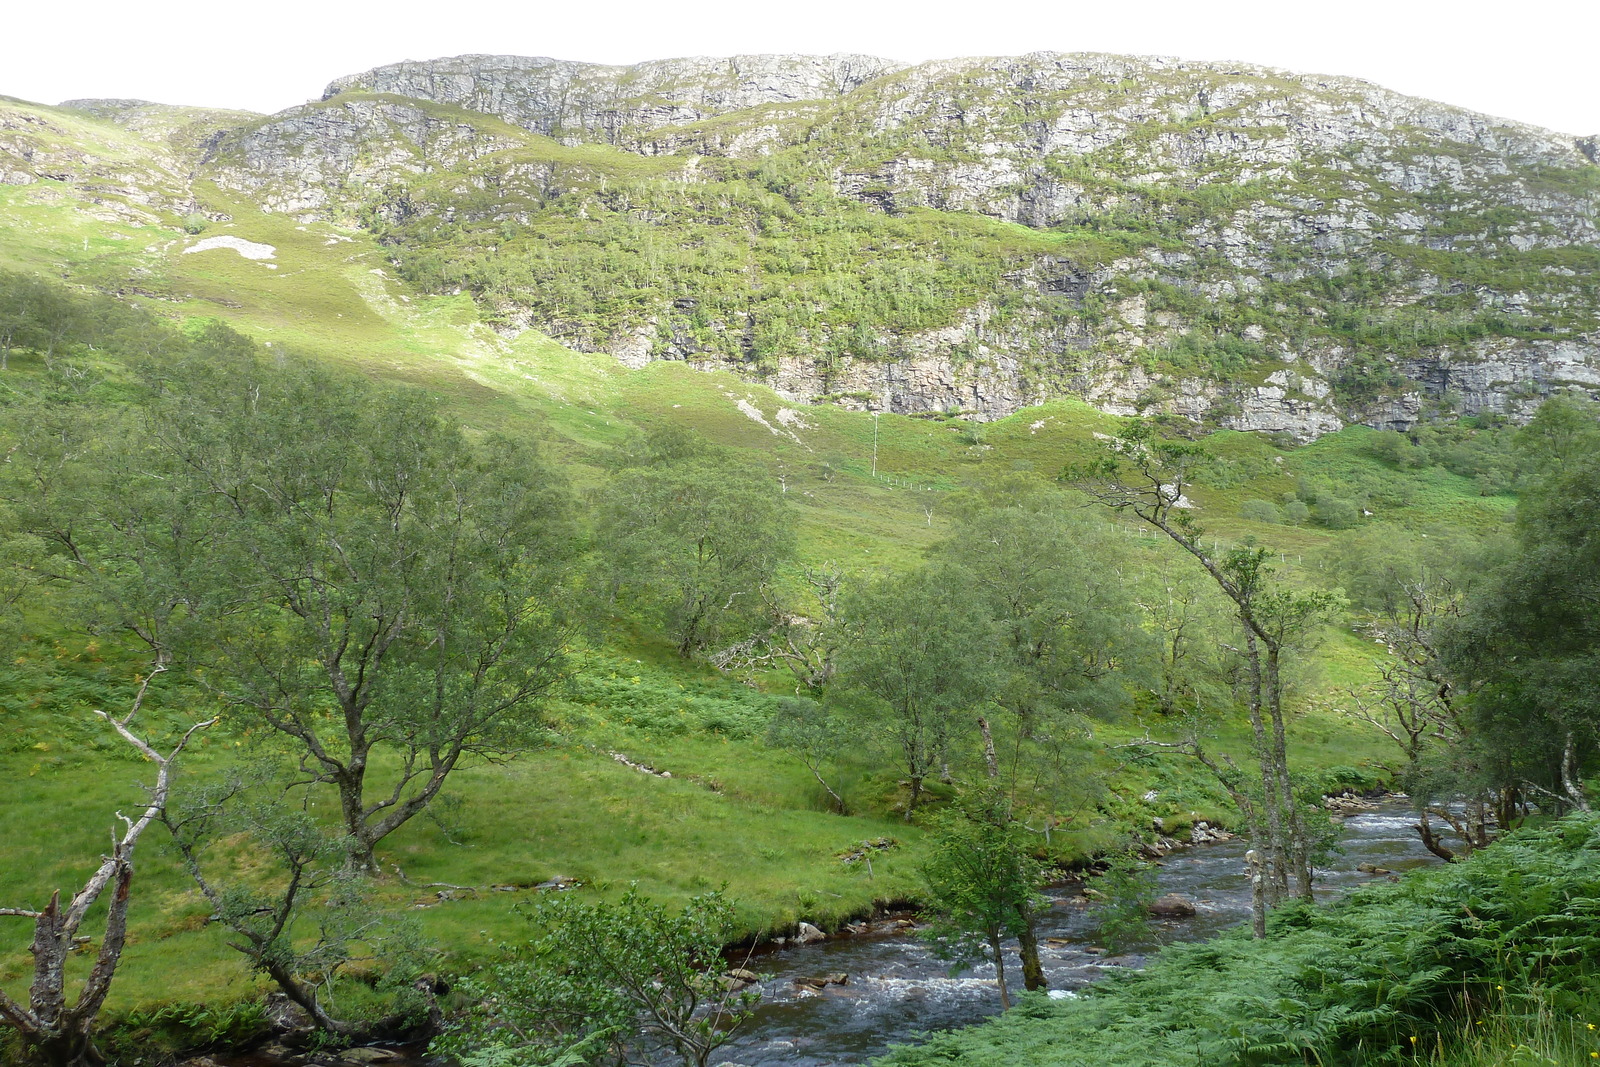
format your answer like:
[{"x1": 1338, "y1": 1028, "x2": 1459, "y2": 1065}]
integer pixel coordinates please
[
  {"x1": 206, "y1": 802, "x2": 1438, "y2": 1067},
  {"x1": 709, "y1": 802, "x2": 1440, "y2": 1067}
]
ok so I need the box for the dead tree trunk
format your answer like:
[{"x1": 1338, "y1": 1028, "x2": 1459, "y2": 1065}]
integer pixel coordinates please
[{"x1": 0, "y1": 666, "x2": 214, "y2": 1067}]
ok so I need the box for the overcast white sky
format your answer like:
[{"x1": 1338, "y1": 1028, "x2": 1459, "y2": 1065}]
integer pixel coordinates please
[{"x1": 5, "y1": 0, "x2": 1596, "y2": 134}]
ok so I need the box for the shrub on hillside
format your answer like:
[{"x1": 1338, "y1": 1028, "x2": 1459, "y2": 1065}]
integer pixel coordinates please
[{"x1": 1239, "y1": 498, "x2": 1281, "y2": 524}]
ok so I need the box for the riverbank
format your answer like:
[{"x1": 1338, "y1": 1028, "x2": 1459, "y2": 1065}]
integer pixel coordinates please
[
  {"x1": 878, "y1": 813, "x2": 1600, "y2": 1067},
  {"x1": 156, "y1": 801, "x2": 1433, "y2": 1067},
  {"x1": 3, "y1": 629, "x2": 1398, "y2": 1067}
]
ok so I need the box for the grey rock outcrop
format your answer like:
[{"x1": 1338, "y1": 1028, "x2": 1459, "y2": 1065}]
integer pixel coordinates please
[
  {"x1": 324, "y1": 53, "x2": 907, "y2": 145},
  {"x1": 6, "y1": 51, "x2": 1598, "y2": 437}
]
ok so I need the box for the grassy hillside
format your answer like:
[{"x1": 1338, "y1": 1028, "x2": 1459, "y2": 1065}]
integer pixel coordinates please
[{"x1": 0, "y1": 155, "x2": 1533, "y2": 1062}]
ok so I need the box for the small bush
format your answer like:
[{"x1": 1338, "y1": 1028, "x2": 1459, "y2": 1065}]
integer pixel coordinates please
[
  {"x1": 1239, "y1": 498, "x2": 1281, "y2": 524},
  {"x1": 1313, "y1": 495, "x2": 1360, "y2": 529}
]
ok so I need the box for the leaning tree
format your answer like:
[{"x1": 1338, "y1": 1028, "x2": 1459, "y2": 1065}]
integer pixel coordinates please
[{"x1": 1067, "y1": 419, "x2": 1336, "y2": 931}]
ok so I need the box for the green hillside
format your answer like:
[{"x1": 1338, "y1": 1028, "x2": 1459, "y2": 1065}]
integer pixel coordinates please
[{"x1": 0, "y1": 66, "x2": 1593, "y2": 1067}]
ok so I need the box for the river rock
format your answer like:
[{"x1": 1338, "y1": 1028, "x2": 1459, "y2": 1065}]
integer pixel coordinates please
[
  {"x1": 1325, "y1": 793, "x2": 1380, "y2": 813},
  {"x1": 793, "y1": 972, "x2": 848, "y2": 989},
  {"x1": 724, "y1": 967, "x2": 761, "y2": 991},
  {"x1": 1137, "y1": 835, "x2": 1181, "y2": 859},
  {"x1": 1148, "y1": 893, "x2": 1198, "y2": 918},
  {"x1": 1190, "y1": 821, "x2": 1234, "y2": 844},
  {"x1": 334, "y1": 1050, "x2": 404, "y2": 1065},
  {"x1": 263, "y1": 992, "x2": 313, "y2": 1031},
  {"x1": 1357, "y1": 863, "x2": 1393, "y2": 875},
  {"x1": 795, "y1": 921, "x2": 827, "y2": 943}
]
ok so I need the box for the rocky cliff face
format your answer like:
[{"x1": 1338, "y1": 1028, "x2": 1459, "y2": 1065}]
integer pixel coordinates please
[
  {"x1": 323, "y1": 53, "x2": 906, "y2": 143},
  {"x1": 5, "y1": 53, "x2": 1598, "y2": 438}
]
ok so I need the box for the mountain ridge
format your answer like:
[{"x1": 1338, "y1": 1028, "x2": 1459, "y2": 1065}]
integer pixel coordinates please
[{"x1": 3, "y1": 51, "x2": 1598, "y2": 439}]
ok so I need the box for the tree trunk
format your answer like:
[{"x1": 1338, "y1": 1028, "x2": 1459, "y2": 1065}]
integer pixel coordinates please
[
  {"x1": 262, "y1": 960, "x2": 355, "y2": 1038},
  {"x1": 989, "y1": 933, "x2": 1011, "y2": 1010},
  {"x1": 336, "y1": 768, "x2": 377, "y2": 871},
  {"x1": 1561, "y1": 732, "x2": 1591, "y2": 812},
  {"x1": 23, "y1": 1028, "x2": 104, "y2": 1067},
  {"x1": 978, "y1": 716, "x2": 999, "y2": 780},
  {"x1": 1266, "y1": 645, "x2": 1314, "y2": 901},
  {"x1": 804, "y1": 761, "x2": 846, "y2": 815},
  {"x1": 1242, "y1": 631, "x2": 1287, "y2": 906},
  {"x1": 1015, "y1": 904, "x2": 1046, "y2": 991},
  {"x1": 1, "y1": 693, "x2": 211, "y2": 1067},
  {"x1": 904, "y1": 775, "x2": 923, "y2": 821},
  {"x1": 1245, "y1": 848, "x2": 1266, "y2": 940},
  {"x1": 1415, "y1": 812, "x2": 1457, "y2": 862}
]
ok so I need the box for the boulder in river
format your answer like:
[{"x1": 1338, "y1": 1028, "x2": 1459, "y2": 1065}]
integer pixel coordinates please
[
  {"x1": 1324, "y1": 793, "x2": 1380, "y2": 813},
  {"x1": 335, "y1": 1050, "x2": 405, "y2": 1065},
  {"x1": 724, "y1": 967, "x2": 761, "y2": 991},
  {"x1": 1148, "y1": 893, "x2": 1198, "y2": 918},
  {"x1": 795, "y1": 921, "x2": 827, "y2": 943}
]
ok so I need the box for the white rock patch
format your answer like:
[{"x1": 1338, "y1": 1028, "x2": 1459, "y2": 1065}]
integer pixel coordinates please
[
  {"x1": 184, "y1": 235, "x2": 276, "y2": 261},
  {"x1": 731, "y1": 394, "x2": 780, "y2": 434},
  {"x1": 726, "y1": 392, "x2": 811, "y2": 448},
  {"x1": 775, "y1": 407, "x2": 813, "y2": 431},
  {"x1": 1159, "y1": 483, "x2": 1195, "y2": 509}
]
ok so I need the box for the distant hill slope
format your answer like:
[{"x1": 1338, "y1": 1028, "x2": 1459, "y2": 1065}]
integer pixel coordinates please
[{"x1": 3, "y1": 52, "x2": 1599, "y2": 438}]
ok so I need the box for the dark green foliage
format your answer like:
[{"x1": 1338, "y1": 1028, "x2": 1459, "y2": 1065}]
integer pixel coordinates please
[
  {"x1": 0, "y1": 270, "x2": 227, "y2": 383},
  {"x1": 880, "y1": 813, "x2": 1600, "y2": 1067},
  {"x1": 919, "y1": 791, "x2": 1047, "y2": 1009},
  {"x1": 101, "y1": 1000, "x2": 271, "y2": 1063},
  {"x1": 436, "y1": 887, "x2": 760, "y2": 1067},
  {"x1": 1330, "y1": 351, "x2": 1408, "y2": 407},
  {"x1": 1238, "y1": 498, "x2": 1281, "y2": 524},
  {"x1": 1441, "y1": 401, "x2": 1600, "y2": 808},
  {"x1": 1089, "y1": 853, "x2": 1157, "y2": 954},
  {"x1": 3, "y1": 341, "x2": 580, "y2": 869},
  {"x1": 1312, "y1": 495, "x2": 1360, "y2": 530},
  {"x1": 933, "y1": 503, "x2": 1151, "y2": 724},
  {"x1": 569, "y1": 669, "x2": 775, "y2": 739},
  {"x1": 835, "y1": 565, "x2": 1000, "y2": 818},
  {"x1": 596, "y1": 441, "x2": 794, "y2": 657}
]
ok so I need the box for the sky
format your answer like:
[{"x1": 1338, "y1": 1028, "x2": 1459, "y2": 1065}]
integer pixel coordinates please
[{"x1": 5, "y1": 0, "x2": 1597, "y2": 134}]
